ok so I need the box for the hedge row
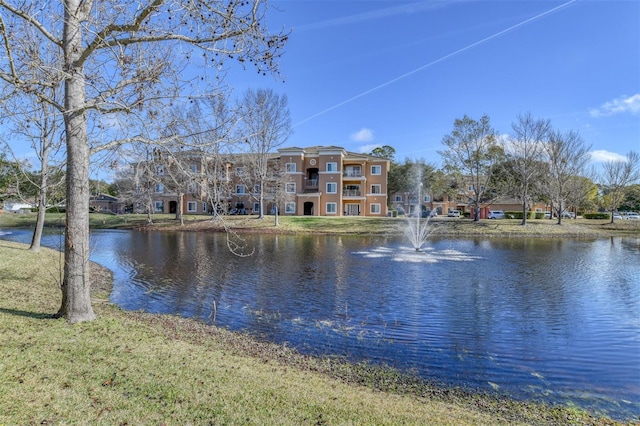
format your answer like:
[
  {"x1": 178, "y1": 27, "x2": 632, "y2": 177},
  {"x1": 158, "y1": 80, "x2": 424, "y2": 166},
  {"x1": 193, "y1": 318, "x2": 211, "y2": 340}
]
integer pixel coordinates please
[
  {"x1": 583, "y1": 213, "x2": 610, "y2": 219},
  {"x1": 504, "y1": 211, "x2": 547, "y2": 219}
]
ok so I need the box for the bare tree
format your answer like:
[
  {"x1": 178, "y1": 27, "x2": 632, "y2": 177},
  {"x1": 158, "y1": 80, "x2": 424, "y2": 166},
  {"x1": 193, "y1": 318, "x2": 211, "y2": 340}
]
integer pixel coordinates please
[
  {"x1": 0, "y1": 30, "x2": 67, "y2": 250},
  {"x1": 544, "y1": 130, "x2": 592, "y2": 225},
  {"x1": 601, "y1": 151, "x2": 640, "y2": 223},
  {"x1": 565, "y1": 174, "x2": 598, "y2": 216},
  {"x1": 503, "y1": 113, "x2": 550, "y2": 225},
  {"x1": 1, "y1": 91, "x2": 66, "y2": 251},
  {"x1": 238, "y1": 88, "x2": 292, "y2": 219},
  {"x1": 171, "y1": 95, "x2": 242, "y2": 222},
  {"x1": 439, "y1": 114, "x2": 502, "y2": 221},
  {"x1": 0, "y1": 0, "x2": 288, "y2": 323}
]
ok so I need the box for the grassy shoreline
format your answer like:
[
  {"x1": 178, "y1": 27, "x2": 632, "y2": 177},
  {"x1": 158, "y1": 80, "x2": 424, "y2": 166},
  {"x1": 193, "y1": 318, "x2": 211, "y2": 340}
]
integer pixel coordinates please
[
  {"x1": 1, "y1": 213, "x2": 638, "y2": 424},
  {"x1": 3, "y1": 211, "x2": 639, "y2": 238}
]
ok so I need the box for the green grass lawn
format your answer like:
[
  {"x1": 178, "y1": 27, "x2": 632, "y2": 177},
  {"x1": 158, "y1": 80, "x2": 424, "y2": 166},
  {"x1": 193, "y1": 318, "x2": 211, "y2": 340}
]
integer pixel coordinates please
[{"x1": 2, "y1": 210, "x2": 638, "y2": 238}]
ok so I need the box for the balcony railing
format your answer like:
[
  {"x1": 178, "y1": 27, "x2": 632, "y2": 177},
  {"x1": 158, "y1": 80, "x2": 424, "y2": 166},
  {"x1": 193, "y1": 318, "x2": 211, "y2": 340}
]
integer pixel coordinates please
[
  {"x1": 343, "y1": 189, "x2": 361, "y2": 197},
  {"x1": 305, "y1": 178, "x2": 318, "y2": 189},
  {"x1": 343, "y1": 171, "x2": 363, "y2": 178}
]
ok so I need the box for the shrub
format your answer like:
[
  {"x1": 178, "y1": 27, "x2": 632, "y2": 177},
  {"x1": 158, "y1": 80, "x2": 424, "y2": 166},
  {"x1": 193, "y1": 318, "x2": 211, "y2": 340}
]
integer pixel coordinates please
[
  {"x1": 584, "y1": 213, "x2": 609, "y2": 220},
  {"x1": 45, "y1": 206, "x2": 66, "y2": 213},
  {"x1": 505, "y1": 211, "x2": 537, "y2": 219}
]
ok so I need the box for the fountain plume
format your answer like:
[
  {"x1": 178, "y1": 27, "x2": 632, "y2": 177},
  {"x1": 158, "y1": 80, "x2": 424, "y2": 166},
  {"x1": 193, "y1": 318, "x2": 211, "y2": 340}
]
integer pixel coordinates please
[
  {"x1": 403, "y1": 177, "x2": 433, "y2": 251},
  {"x1": 404, "y1": 213, "x2": 433, "y2": 251}
]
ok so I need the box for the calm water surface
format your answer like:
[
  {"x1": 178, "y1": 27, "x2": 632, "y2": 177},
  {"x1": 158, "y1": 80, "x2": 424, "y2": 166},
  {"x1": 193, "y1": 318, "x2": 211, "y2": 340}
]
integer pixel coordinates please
[{"x1": 2, "y1": 229, "x2": 639, "y2": 420}]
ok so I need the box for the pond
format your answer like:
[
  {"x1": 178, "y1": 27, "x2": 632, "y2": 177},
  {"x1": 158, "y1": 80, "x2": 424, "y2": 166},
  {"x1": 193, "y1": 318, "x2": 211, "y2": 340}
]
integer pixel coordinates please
[{"x1": 2, "y1": 228, "x2": 639, "y2": 420}]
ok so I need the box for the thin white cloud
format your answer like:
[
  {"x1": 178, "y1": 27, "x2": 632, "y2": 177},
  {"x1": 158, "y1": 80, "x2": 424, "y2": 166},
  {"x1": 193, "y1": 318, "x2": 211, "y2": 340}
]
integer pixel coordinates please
[
  {"x1": 296, "y1": 2, "x2": 463, "y2": 32},
  {"x1": 590, "y1": 149, "x2": 628, "y2": 162},
  {"x1": 350, "y1": 128, "x2": 374, "y2": 142},
  {"x1": 589, "y1": 94, "x2": 640, "y2": 117},
  {"x1": 358, "y1": 144, "x2": 380, "y2": 154}
]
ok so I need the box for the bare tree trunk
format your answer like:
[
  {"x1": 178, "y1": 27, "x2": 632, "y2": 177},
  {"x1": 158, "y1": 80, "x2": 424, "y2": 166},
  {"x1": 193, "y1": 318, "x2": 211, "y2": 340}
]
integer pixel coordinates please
[
  {"x1": 57, "y1": 0, "x2": 95, "y2": 323},
  {"x1": 177, "y1": 193, "x2": 184, "y2": 225},
  {"x1": 29, "y1": 187, "x2": 47, "y2": 252},
  {"x1": 29, "y1": 138, "x2": 50, "y2": 252},
  {"x1": 258, "y1": 181, "x2": 264, "y2": 219}
]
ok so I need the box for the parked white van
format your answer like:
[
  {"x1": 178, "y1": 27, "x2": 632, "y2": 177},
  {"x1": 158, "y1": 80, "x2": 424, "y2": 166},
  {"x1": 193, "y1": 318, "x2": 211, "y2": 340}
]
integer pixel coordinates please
[{"x1": 3, "y1": 202, "x2": 34, "y2": 212}]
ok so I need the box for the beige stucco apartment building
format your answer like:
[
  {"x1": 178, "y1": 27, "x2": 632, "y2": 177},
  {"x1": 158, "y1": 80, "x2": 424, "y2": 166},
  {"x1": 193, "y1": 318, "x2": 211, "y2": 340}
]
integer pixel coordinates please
[
  {"x1": 140, "y1": 145, "x2": 390, "y2": 217},
  {"x1": 278, "y1": 146, "x2": 389, "y2": 217}
]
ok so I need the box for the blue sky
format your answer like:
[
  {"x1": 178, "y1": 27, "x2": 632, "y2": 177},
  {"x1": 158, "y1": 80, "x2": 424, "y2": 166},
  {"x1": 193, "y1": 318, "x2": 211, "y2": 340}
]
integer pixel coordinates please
[
  {"x1": 2, "y1": 1, "x2": 637, "y2": 178},
  {"x1": 232, "y1": 0, "x2": 640, "y2": 166}
]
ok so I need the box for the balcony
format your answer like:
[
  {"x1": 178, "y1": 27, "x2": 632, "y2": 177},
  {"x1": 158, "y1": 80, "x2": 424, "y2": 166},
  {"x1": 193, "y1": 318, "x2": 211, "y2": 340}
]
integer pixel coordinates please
[
  {"x1": 305, "y1": 178, "x2": 318, "y2": 190},
  {"x1": 342, "y1": 189, "x2": 362, "y2": 197}
]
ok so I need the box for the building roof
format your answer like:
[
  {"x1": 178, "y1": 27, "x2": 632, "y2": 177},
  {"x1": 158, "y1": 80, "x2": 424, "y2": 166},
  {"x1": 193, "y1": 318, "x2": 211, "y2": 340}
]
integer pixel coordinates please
[{"x1": 278, "y1": 145, "x2": 388, "y2": 163}]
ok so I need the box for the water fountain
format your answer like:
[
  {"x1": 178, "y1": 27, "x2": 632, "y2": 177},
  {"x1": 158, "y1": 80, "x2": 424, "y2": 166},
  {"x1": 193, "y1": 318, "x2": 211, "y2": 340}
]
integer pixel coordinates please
[{"x1": 403, "y1": 182, "x2": 433, "y2": 251}]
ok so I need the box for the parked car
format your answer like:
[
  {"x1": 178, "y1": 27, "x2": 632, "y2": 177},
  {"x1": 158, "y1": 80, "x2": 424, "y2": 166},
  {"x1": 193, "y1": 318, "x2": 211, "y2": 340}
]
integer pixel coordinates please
[
  {"x1": 488, "y1": 210, "x2": 505, "y2": 219},
  {"x1": 561, "y1": 210, "x2": 575, "y2": 218},
  {"x1": 624, "y1": 212, "x2": 639, "y2": 220},
  {"x1": 447, "y1": 210, "x2": 460, "y2": 218},
  {"x1": 544, "y1": 211, "x2": 552, "y2": 219},
  {"x1": 613, "y1": 212, "x2": 623, "y2": 220}
]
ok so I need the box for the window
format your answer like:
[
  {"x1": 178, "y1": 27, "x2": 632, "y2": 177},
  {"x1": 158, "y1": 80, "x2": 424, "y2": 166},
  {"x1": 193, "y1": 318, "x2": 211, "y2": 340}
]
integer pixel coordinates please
[
  {"x1": 187, "y1": 182, "x2": 198, "y2": 193},
  {"x1": 285, "y1": 163, "x2": 296, "y2": 173},
  {"x1": 370, "y1": 203, "x2": 381, "y2": 214},
  {"x1": 326, "y1": 202, "x2": 337, "y2": 214},
  {"x1": 203, "y1": 202, "x2": 207, "y2": 213},
  {"x1": 253, "y1": 203, "x2": 260, "y2": 213},
  {"x1": 155, "y1": 165, "x2": 164, "y2": 175},
  {"x1": 190, "y1": 164, "x2": 198, "y2": 173},
  {"x1": 326, "y1": 182, "x2": 337, "y2": 193},
  {"x1": 371, "y1": 165, "x2": 381, "y2": 175},
  {"x1": 253, "y1": 184, "x2": 260, "y2": 194},
  {"x1": 236, "y1": 167, "x2": 245, "y2": 176},
  {"x1": 154, "y1": 183, "x2": 164, "y2": 193},
  {"x1": 395, "y1": 195, "x2": 403, "y2": 202},
  {"x1": 326, "y1": 162, "x2": 338, "y2": 172},
  {"x1": 235, "y1": 185, "x2": 245, "y2": 194},
  {"x1": 285, "y1": 202, "x2": 295, "y2": 213},
  {"x1": 285, "y1": 182, "x2": 296, "y2": 193},
  {"x1": 187, "y1": 201, "x2": 197, "y2": 212},
  {"x1": 371, "y1": 184, "x2": 381, "y2": 194},
  {"x1": 468, "y1": 185, "x2": 474, "y2": 191},
  {"x1": 154, "y1": 201, "x2": 164, "y2": 212},
  {"x1": 423, "y1": 195, "x2": 431, "y2": 203}
]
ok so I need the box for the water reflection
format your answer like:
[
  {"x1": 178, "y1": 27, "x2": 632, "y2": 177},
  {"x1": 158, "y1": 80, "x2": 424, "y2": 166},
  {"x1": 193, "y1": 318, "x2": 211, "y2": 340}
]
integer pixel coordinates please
[{"x1": 1, "y1": 229, "x2": 638, "y2": 420}]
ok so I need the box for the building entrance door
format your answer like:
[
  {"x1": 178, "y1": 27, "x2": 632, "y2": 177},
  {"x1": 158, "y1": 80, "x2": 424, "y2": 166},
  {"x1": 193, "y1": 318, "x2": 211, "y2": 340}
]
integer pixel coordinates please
[
  {"x1": 345, "y1": 203, "x2": 360, "y2": 216},
  {"x1": 304, "y1": 202, "x2": 314, "y2": 215}
]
